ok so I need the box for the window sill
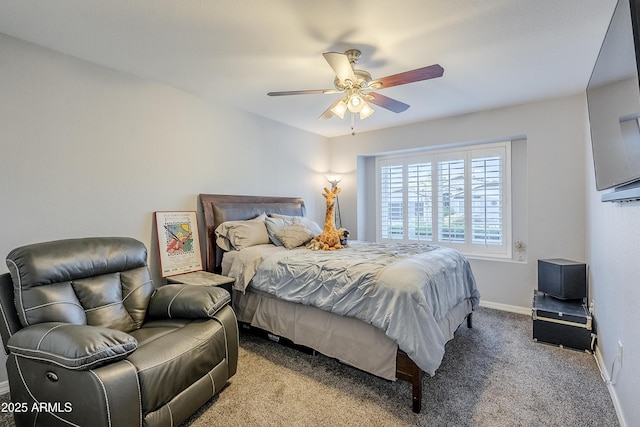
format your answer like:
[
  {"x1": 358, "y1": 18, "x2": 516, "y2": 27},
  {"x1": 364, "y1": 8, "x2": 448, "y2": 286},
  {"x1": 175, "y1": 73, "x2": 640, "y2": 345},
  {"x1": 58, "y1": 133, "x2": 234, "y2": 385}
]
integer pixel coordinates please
[{"x1": 466, "y1": 255, "x2": 527, "y2": 264}]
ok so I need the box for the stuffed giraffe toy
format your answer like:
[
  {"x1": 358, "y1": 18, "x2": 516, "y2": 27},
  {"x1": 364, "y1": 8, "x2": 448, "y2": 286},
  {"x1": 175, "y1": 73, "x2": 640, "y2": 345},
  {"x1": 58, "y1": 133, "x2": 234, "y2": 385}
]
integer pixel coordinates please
[{"x1": 307, "y1": 186, "x2": 346, "y2": 251}]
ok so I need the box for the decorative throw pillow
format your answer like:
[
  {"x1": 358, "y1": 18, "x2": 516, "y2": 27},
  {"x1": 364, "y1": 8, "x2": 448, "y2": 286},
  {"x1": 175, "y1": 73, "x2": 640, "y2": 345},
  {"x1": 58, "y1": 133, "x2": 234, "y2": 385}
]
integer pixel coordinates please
[
  {"x1": 215, "y1": 213, "x2": 269, "y2": 251},
  {"x1": 274, "y1": 223, "x2": 315, "y2": 249},
  {"x1": 270, "y1": 214, "x2": 322, "y2": 236},
  {"x1": 265, "y1": 216, "x2": 293, "y2": 246}
]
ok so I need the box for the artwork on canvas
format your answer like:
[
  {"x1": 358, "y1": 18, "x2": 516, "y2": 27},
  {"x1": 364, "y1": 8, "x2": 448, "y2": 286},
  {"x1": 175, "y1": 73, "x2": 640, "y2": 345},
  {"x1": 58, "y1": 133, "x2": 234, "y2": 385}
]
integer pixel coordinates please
[{"x1": 155, "y1": 211, "x2": 203, "y2": 277}]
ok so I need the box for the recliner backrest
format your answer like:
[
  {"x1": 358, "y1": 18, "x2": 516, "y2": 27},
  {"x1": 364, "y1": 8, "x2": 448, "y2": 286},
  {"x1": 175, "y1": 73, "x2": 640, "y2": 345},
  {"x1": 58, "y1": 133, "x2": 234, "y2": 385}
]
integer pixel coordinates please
[{"x1": 6, "y1": 237, "x2": 155, "y2": 332}]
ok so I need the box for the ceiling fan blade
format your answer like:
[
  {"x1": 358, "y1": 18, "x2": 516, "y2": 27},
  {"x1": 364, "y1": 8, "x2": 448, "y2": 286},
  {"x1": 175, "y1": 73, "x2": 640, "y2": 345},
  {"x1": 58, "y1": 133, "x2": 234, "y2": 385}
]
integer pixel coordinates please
[
  {"x1": 366, "y1": 92, "x2": 410, "y2": 113},
  {"x1": 267, "y1": 89, "x2": 340, "y2": 96},
  {"x1": 323, "y1": 52, "x2": 357, "y2": 84},
  {"x1": 370, "y1": 64, "x2": 444, "y2": 89}
]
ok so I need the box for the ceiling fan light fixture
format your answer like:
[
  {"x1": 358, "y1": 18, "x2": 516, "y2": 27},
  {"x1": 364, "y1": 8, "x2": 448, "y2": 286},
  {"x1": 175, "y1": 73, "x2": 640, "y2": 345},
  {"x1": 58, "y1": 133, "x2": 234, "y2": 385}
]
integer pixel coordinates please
[
  {"x1": 347, "y1": 92, "x2": 365, "y2": 113},
  {"x1": 359, "y1": 102, "x2": 374, "y2": 119},
  {"x1": 330, "y1": 99, "x2": 348, "y2": 119}
]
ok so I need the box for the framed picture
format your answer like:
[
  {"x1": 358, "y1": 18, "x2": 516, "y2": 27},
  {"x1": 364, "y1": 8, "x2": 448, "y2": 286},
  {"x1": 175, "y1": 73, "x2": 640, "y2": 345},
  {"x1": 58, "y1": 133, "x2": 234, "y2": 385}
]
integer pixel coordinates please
[{"x1": 154, "y1": 211, "x2": 203, "y2": 277}]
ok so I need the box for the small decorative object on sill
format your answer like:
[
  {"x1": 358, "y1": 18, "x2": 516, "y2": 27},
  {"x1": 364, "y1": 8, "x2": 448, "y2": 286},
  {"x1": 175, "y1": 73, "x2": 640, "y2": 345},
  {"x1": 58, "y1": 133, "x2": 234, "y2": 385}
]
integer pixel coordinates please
[{"x1": 514, "y1": 240, "x2": 527, "y2": 261}]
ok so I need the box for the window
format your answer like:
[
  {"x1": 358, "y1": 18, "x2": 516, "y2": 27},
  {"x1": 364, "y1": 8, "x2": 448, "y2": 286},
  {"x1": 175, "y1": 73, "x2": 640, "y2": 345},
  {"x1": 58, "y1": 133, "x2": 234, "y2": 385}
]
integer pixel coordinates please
[{"x1": 376, "y1": 142, "x2": 511, "y2": 258}]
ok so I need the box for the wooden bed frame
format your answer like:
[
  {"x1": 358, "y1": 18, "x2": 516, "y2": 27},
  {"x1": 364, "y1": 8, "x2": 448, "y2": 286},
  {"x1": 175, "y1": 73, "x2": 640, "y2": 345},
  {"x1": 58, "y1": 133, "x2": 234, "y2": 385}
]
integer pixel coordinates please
[{"x1": 199, "y1": 193, "x2": 472, "y2": 413}]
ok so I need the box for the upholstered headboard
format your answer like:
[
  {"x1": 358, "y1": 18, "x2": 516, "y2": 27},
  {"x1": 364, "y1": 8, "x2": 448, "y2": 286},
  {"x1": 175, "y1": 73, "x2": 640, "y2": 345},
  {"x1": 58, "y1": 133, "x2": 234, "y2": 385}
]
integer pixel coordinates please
[{"x1": 199, "y1": 194, "x2": 306, "y2": 272}]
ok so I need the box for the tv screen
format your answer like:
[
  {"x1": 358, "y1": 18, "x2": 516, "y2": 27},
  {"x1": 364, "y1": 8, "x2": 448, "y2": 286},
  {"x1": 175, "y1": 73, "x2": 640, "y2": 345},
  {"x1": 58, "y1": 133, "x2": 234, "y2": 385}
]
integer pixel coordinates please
[{"x1": 587, "y1": 0, "x2": 640, "y2": 192}]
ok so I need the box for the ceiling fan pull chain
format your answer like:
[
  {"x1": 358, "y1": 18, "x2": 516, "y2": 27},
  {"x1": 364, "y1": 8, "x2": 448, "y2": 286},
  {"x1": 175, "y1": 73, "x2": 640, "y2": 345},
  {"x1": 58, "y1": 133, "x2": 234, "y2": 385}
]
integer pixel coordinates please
[{"x1": 351, "y1": 112, "x2": 356, "y2": 136}]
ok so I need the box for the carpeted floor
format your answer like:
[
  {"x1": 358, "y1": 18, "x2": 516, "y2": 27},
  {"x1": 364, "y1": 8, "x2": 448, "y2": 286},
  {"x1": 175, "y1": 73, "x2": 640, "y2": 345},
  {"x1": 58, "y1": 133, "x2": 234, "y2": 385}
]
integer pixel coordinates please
[
  {"x1": 183, "y1": 307, "x2": 618, "y2": 427},
  {"x1": 0, "y1": 307, "x2": 619, "y2": 426}
]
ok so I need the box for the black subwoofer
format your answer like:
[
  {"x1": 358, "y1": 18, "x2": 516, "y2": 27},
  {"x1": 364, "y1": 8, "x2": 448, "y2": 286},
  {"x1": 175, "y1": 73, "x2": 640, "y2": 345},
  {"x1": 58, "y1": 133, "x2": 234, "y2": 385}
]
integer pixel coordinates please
[{"x1": 537, "y1": 258, "x2": 586, "y2": 300}]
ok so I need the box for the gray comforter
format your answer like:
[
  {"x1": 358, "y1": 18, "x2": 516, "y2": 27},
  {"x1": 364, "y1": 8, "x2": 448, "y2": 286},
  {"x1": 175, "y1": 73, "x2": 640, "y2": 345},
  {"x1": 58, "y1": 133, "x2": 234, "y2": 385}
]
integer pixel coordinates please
[{"x1": 249, "y1": 241, "x2": 480, "y2": 375}]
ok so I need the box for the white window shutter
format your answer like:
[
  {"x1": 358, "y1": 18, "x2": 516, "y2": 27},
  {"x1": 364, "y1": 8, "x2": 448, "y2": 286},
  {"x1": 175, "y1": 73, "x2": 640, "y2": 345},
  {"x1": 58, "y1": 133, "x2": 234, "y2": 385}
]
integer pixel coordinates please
[
  {"x1": 407, "y1": 161, "x2": 433, "y2": 241},
  {"x1": 376, "y1": 141, "x2": 511, "y2": 258},
  {"x1": 379, "y1": 160, "x2": 404, "y2": 240},
  {"x1": 437, "y1": 158, "x2": 465, "y2": 244}
]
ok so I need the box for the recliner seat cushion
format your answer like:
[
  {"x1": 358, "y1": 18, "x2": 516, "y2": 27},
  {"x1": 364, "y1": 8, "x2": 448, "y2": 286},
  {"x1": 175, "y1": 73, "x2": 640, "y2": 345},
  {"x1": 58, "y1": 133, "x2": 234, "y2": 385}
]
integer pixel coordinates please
[{"x1": 128, "y1": 318, "x2": 229, "y2": 413}]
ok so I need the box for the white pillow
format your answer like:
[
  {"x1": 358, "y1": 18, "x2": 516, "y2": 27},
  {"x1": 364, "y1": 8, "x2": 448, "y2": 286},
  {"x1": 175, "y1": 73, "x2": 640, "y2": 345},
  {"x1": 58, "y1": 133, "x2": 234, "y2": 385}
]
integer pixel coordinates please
[{"x1": 215, "y1": 213, "x2": 269, "y2": 251}]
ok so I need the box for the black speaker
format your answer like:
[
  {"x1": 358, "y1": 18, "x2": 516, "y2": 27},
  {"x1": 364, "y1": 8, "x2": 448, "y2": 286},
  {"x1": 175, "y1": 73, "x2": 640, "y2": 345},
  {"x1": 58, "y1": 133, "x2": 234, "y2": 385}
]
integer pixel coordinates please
[{"x1": 537, "y1": 259, "x2": 587, "y2": 300}]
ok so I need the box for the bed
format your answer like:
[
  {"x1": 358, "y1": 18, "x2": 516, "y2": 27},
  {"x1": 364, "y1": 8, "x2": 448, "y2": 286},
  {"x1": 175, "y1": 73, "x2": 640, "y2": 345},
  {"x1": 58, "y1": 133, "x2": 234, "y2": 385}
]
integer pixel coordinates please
[{"x1": 200, "y1": 193, "x2": 480, "y2": 413}]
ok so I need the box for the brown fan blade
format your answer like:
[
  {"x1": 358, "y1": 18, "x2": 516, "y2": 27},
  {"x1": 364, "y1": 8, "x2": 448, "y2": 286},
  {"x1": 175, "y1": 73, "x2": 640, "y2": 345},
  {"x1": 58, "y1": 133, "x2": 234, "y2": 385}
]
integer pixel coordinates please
[
  {"x1": 370, "y1": 64, "x2": 444, "y2": 89},
  {"x1": 366, "y1": 92, "x2": 410, "y2": 113},
  {"x1": 267, "y1": 89, "x2": 340, "y2": 96},
  {"x1": 323, "y1": 52, "x2": 357, "y2": 84}
]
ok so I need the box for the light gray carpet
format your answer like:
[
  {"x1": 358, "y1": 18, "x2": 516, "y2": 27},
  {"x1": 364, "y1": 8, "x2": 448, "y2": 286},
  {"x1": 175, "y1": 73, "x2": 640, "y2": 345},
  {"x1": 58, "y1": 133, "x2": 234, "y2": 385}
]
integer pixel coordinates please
[
  {"x1": 0, "y1": 308, "x2": 618, "y2": 426},
  {"x1": 183, "y1": 307, "x2": 618, "y2": 427}
]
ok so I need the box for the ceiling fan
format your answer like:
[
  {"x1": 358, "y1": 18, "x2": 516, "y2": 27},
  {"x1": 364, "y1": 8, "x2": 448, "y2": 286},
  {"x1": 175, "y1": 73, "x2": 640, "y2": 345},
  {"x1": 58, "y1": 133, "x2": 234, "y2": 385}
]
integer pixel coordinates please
[{"x1": 267, "y1": 49, "x2": 444, "y2": 121}]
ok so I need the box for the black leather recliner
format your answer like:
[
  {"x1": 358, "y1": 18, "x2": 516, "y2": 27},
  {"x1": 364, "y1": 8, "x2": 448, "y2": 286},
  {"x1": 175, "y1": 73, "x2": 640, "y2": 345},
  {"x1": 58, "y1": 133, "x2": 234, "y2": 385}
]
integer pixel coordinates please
[{"x1": 0, "y1": 237, "x2": 238, "y2": 427}]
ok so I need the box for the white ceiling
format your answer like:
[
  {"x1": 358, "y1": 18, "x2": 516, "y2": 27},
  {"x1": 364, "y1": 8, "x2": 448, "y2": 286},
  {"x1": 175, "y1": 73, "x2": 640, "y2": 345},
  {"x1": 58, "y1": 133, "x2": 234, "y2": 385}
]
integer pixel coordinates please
[{"x1": 0, "y1": 0, "x2": 618, "y2": 137}]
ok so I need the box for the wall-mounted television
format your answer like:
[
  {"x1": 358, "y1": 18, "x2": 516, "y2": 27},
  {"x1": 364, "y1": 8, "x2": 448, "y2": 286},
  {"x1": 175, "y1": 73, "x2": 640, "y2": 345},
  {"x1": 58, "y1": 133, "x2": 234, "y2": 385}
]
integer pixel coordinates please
[{"x1": 587, "y1": 0, "x2": 640, "y2": 202}]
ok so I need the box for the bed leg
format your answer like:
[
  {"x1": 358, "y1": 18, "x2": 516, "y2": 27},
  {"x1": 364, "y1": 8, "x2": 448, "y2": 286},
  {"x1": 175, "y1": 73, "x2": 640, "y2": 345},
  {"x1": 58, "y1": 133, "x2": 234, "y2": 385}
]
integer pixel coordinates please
[
  {"x1": 411, "y1": 370, "x2": 423, "y2": 413},
  {"x1": 467, "y1": 312, "x2": 473, "y2": 328},
  {"x1": 396, "y1": 350, "x2": 423, "y2": 413}
]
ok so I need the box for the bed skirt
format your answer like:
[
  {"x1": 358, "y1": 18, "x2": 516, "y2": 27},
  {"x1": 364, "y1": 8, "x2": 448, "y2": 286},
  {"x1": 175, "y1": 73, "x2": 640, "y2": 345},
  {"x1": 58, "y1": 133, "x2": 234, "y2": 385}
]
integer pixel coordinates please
[{"x1": 233, "y1": 288, "x2": 473, "y2": 381}]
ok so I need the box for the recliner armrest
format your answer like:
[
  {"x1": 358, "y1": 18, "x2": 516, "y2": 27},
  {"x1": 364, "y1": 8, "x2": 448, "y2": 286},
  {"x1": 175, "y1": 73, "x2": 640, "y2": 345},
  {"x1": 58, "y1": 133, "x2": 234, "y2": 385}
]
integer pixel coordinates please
[
  {"x1": 148, "y1": 284, "x2": 231, "y2": 319},
  {"x1": 7, "y1": 322, "x2": 137, "y2": 370},
  {"x1": 0, "y1": 273, "x2": 23, "y2": 355}
]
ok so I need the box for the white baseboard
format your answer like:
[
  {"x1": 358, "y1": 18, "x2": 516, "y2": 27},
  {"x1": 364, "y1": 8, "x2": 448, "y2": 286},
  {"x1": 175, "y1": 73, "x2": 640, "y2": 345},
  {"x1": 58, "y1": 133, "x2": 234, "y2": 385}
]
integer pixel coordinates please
[
  {"x1": 594, "y1": 347, "x2": 627, "y2": 427},
  {"x1": 479, "y1": 300, "x2": 530, "y2": 315}
]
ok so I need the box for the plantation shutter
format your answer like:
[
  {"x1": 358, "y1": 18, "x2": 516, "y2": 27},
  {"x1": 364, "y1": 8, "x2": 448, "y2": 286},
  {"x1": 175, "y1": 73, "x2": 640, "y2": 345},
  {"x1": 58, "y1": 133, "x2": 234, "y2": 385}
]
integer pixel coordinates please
[
  {"x1": 471, "y1": 155, "x2": 502, "y2": 244},
  {"x1": 379, "y1": 160, "x2": 404, "y2": 240},
  {"x1": 407, "y1": 161, "x2": 433, "y2": 241},
  {"x1": 376, "y1": 141, "x2": 511, "y2": 258},
  {"x1": 437, "y1": 157, "x2": 465, "y2": 243},
  {"x1": 469, "y1": 145, "x2": 508, "y2": 254}
]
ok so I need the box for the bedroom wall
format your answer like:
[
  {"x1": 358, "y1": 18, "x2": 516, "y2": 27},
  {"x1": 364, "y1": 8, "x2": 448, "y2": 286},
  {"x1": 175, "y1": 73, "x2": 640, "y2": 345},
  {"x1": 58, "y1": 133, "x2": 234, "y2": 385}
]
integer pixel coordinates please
[
  {"x1": 585, "y1": 117, "x2": 640, "y2": 426},
  {"x1": 329, "y1": 94, "x2": 588, "y2": 312},
  {"x1": 0, "y1": 33, "x2": 329, "y2": 383}
]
